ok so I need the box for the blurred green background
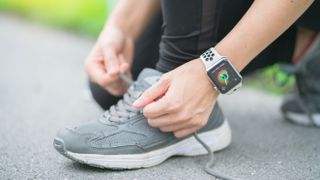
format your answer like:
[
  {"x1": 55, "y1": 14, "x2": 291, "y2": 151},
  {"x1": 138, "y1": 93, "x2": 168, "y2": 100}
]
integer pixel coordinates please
[
  {"x1": 0, "y1": 0, "x2": 294, "y2": 94},
  {"x1": 0, "y1": 0, "x2": 116, "y2": 36}
]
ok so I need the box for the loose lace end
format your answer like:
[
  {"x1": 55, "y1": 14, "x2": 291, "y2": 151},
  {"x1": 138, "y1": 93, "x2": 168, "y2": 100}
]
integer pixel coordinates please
[{"x1": 193, "y1": 132, "x2": 237, "y2": 180}]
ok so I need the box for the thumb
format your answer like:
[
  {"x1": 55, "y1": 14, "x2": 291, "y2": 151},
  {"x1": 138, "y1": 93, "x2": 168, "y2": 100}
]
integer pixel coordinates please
[
  {"x1": 103, "y1": 46, "x2": 120, "y2": 76},
  {"x1": 133, "y1": 79, "x2": 170, "y2": 108},
  {"x1": 119, "y1": 54, "x2": 130, "y2": 72}
]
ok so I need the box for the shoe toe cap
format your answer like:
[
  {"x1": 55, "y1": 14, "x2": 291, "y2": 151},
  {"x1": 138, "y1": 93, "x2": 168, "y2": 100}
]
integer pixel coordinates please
[{"x1": 54, "y1": 127, "x2": 92, "y2": 154}]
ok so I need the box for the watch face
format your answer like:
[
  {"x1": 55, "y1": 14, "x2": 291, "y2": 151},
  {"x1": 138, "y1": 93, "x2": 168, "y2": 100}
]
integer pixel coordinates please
[{"x1": 207, "y1": 59, "x2": 242, "y2": 94}]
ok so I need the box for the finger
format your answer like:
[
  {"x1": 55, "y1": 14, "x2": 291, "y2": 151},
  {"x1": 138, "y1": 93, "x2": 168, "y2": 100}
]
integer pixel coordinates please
[
  {"x1": 122, "y1": 38, "x2": 134, "y2": 71},
  {"x1": 143, "y1": 98, "x2": 170, "y2": 118},
  {"x1": 103, "y1": 47, "x2": 120, "y2": 76},
  {"x1": 133, "y1": 79, "x2": 169, "y2": 108},
  {"x1": 147, "y1": 113, "x2": 177, "y2": 127},
  {"x1": 86, "y1": 61, "x2": 117, "y2": 86},
  {"x1": 119, "y1": 54, "x2": 130, "y2": 72},
  {"x1": 159, "y1": 120, "x2": 193, "y2": 132},
  {"x1": 174, "y1": 127, "x2": 199, "y2": 138},
  {"x1": 124, "y1": 38, "x2": 134, "y2": 61}
]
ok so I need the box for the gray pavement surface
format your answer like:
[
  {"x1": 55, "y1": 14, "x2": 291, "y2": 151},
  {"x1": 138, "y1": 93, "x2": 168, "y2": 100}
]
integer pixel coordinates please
[{"x1": 0, "y1": 14, "x2": 320, "y2": 180}]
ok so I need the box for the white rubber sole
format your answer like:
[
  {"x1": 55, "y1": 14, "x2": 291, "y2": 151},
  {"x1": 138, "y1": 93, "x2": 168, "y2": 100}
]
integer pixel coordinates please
[
  {"x1": 285, "y1": 112, "x2": 320, "y2": 126},
  {"x1": 65, "y1": 120, "x2": 232, "y2": 169}
]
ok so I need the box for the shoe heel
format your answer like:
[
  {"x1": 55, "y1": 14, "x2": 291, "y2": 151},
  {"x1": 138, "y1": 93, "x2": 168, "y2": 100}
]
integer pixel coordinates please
[{"x1": 177, "y1": 120, "x2": 232, "y2": 156}]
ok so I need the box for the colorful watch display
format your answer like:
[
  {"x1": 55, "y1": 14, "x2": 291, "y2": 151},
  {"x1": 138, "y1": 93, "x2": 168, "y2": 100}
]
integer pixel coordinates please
[{"x1": 200, "y1": 48, "x2": 242, "y2": 94}]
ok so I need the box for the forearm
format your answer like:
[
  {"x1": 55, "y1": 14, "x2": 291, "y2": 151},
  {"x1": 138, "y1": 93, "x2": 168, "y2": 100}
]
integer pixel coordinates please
[
  {"x1": 106, "y1": 0, "x2": 161, "y2": 40},
  {"x1": 215, "y1": 0, "x2": 314, "y2": 71}
]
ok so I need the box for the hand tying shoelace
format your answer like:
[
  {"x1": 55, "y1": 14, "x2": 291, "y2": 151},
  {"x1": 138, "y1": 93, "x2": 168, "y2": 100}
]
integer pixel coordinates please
[{"x1": 119, "y1": 72, "x2": 236, "y2": 180}]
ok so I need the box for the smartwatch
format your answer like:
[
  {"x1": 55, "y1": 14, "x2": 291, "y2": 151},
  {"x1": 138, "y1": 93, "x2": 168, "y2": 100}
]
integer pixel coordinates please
[{"x1": 200, "y1": 48, "x2": 242, "y2": 94}]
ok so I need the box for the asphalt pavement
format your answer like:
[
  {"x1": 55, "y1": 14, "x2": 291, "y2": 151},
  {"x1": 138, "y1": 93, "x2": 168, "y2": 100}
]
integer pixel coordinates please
[{"x1": 0, "y1": 14, "x2": 319, "y2": 180}]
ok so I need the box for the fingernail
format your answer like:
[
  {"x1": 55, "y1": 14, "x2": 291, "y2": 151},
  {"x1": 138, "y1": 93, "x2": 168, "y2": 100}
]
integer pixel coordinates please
[{"x1": 133, "y1": 99, "x2": 141, "y2": 107}]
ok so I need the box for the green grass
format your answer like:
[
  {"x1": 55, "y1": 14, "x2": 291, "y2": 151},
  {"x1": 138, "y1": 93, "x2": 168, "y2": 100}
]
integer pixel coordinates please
[
  {"x1": 0, "y1": 0, "x2": 110, "y2": 36},
  {"x1": 244, "y1": 64, "x2": 295, "y2": 95}
]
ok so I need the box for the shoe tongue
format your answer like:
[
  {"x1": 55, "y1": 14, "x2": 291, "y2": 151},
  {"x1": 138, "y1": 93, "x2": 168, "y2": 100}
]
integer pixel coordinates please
[
  {"x1": 99, "y1": 68, "x2": 163, "y2": 124},
  {"x1": 135, "y1": 68, "x2": 163, "y2": 91}
]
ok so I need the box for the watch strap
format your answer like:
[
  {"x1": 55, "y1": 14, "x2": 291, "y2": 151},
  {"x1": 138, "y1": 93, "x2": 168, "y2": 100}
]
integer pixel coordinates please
[{"x1": 200, "y1": 48, "x2": 224, "y2": 70}]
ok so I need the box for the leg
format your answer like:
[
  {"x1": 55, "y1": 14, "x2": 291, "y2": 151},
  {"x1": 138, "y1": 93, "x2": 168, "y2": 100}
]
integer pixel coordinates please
[
  {"x1": 157, "y1": 0, "x2": 318, "y2": 74},
  {"x1": 158, "y1": 0, "x2": 320, "y2": 128},
  {"x1": 280, "y1": 1, "x2": 320, "y2": 126},
  {"x1": 89, "y1": 14, "x2": 163, "y2": 110}
]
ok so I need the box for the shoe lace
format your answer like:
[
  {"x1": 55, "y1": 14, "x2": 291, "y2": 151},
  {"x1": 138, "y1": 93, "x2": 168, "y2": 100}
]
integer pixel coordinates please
[
  {"x1": 194, "y1": 133, "x2": 236, "y2": 180},
  {"x1": 100, "y1": 75, "x2": 141, "y2": 124},
  {"x1": 118, "y1": 73, "x2": 236, "y2": 180}
]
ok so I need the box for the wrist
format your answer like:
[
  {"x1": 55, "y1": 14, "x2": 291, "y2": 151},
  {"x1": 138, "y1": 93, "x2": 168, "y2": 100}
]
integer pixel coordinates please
[
  {"x1": 105, "y1": 18, "x2": 137, "y2": 40},
  {"x1": 194, "y1": 58, "x2": 220, "y2": 96},
  {"x1": 105, "y1": 0, "x2": 160, "y2": 41},
  {"x1": 105, "y1": 6, "x2": 141, "y2": 41},
  {"x1": 213, "y1": 44, "x2": 247, "y2": 72}
]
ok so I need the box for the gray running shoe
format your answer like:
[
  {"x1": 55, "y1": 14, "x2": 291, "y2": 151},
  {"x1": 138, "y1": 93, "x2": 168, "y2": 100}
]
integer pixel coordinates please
[
  {"x1": 53, "y1": 68, "x2": 231, "y2": 169},
  {"x1": 281, "y1": 34, "x2": 320, "y2": 126}
]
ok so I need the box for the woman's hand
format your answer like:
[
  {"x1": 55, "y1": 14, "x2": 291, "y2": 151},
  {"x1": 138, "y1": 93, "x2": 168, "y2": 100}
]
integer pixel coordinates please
[
  {"x1": 85, "y1": 26, "x2": 134, "y2": 96},
  {"x1": 133, "y1": 59, "x2": 219, "y2": 138}
]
